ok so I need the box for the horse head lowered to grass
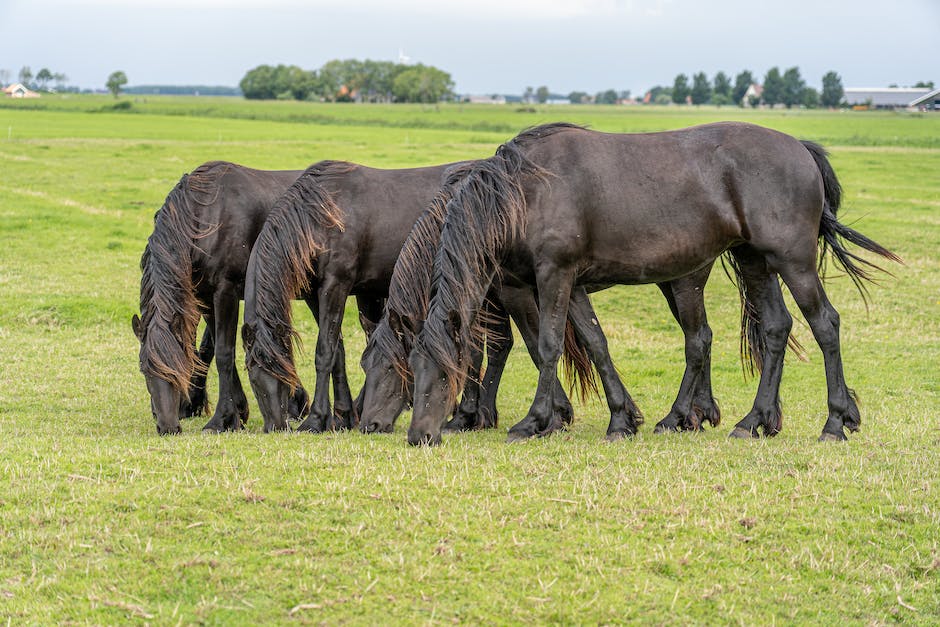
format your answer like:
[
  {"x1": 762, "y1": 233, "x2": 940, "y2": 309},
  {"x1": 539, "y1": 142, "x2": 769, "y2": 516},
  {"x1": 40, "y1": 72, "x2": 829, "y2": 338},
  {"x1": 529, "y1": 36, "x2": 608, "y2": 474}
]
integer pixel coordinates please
[{"x1": 133, "y1": 161, "x2": 360, "y2": 435}]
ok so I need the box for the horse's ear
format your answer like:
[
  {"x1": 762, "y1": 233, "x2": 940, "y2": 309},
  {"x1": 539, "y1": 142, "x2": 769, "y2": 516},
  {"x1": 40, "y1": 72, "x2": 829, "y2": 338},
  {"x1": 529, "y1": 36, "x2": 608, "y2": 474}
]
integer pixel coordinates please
[
  {"x1": 445, "y1": 310, "x2": 462, "y2": 343},
  {"x1": 358, "y1": 311, "x2": 378, "y2": 338},
  {"x1": 388, "y1": 310, "x2": 406, "y2": 336},
  {"x1": 131, "y1": 314, "x2": 143, "y2": 340},
  {"x1": 170, "y1": 314, "x2": 186, "y2": 341},
  {"x1": 241, "y1": 323, "x2": 256, "y2": 349},
  {"x1": 274, "y1": 323, "x2": 292, "y2": 349}
]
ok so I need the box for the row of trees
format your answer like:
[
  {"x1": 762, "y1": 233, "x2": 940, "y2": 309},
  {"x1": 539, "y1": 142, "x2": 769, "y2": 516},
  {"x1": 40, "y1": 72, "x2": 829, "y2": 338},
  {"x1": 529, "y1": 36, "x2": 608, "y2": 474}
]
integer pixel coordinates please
[
  {"x1": 3, "y1": 66, "x2": 69, "y2": 91},
  {"x1": 240, "y1": 59, "x2": 454, "y2": 103},
  {"x1": 658, "y1": 68, "x2": 845, "y2": 108}
]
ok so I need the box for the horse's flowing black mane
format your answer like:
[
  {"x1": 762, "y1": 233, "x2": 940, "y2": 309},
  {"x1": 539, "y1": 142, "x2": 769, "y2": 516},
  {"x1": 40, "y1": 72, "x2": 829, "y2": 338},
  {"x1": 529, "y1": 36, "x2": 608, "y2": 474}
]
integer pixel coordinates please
[
  {"x1": 243, "y1": 160, "x2": 352, "y2": 389},
  {"x1": 138, "y1": 161, "x2": 231, "y2": 394},
  {"x1": 364, "y1": 163, "x2": 477, "y2": 389},
  {"x1": 415, "y1": 123, "x2": 584, "y2": 398}
]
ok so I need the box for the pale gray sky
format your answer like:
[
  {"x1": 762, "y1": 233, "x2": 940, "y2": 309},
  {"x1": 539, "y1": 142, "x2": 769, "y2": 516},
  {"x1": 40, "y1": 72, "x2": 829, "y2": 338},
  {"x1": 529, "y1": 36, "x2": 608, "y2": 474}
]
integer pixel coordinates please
[{"x1": 1, "y1": 0, "x2": 936, "y2": 95}]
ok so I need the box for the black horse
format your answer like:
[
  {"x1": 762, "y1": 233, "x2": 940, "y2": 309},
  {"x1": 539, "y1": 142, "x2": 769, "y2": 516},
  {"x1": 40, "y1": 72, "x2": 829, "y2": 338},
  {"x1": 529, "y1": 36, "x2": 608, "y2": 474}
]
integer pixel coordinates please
[
  {"x1": 243, "y1": 160, "x2": 609, "y2": 435},
  {"x1": 407, "y1": 122, "x2": 898, "y2": 446},
  {"x1": 242, "y1": 160, "x2": 468, "y2": 433},
  {"x1": 132, "y1": 162, "x2": 364, "y2": 434},
  {"x1": 358, "y1": 175, "x2": 720, "y2": 439}
]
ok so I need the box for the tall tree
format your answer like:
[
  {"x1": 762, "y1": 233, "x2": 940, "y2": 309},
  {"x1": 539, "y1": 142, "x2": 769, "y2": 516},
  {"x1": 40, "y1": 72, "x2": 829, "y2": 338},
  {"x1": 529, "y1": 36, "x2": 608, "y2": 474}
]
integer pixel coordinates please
[
  {"x1": 595, "y1": 89, "x2": 619, "y2": 104},
  {"x1": 781, "y1": 66, "x2": 805, "y2": 108},
  {"x1": 690, "y1": 72, "x2": 711, "y2": 105},
  {"x1": 391, "y1": 64, "x2": 454, "y2": 103},
  {"x1": 671, "y1": 74, "x2": 690, "y2": 104},
  {"x1": 732, "y1": 70, "x2": 753, "y2": 106},
  {"x1": 18, "y1": 66, "x2": 32, "y2": 87},
  {"x1": 713, "y1": 71, "x2": 731, "y2": 99},
  {"x1": 106, "y1": 71, "x2": 127, "y2": 98},
  {"x1": 35, "y1": 68, "x2": 53, "y2": 90},
  {"x1": 568, "y1": 91, "x2": 590, "y2": 104},
  {"x1": 535, "y1": 85, "x2": 550, "y2": 104},
  {"x1": 820, "y1": 71, "x2": 844, "y2": 108},
  {"x1": 762, "y1": 67, "x2": 784, "y2": 107}
]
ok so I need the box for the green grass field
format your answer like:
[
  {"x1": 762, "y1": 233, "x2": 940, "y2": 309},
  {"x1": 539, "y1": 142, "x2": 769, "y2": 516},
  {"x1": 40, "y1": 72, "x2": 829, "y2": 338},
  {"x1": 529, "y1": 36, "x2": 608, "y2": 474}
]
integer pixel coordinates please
[{"x1": 1, "y1": 97, "x2": 938, "y2": 624}]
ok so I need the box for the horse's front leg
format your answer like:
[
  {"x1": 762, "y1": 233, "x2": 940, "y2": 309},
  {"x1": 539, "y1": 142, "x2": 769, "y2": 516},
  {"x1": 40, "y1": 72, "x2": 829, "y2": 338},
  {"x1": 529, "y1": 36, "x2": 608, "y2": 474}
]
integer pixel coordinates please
[
  {"x1": 298, "y1": 278, "x2": 351, "y2": 432},
  {"x1": 202, "y1": 283, "x2": 248, "y2": 432},
  {"x1": 507, "y1": 266, "x2": 576, "y2": 442},
  {"x1": 503, "y1": 286, "x2": 574, "y2": 437},
  {"x1": 565, "y1": 287, "x2": 643, "y2": 441},
  {"x1": 444, "y1": 341, "x2": 484, "y2": 433},
  {"x1": 475, "y1": 299, "x2": 513, "y2": 430}
]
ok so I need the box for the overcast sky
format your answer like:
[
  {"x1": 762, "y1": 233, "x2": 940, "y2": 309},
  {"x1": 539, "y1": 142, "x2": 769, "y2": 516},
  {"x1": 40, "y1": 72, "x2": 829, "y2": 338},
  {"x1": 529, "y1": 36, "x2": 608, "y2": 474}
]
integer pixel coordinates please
[{"x1": 1, "y1": 0, "x2": 936, "y2": 95}]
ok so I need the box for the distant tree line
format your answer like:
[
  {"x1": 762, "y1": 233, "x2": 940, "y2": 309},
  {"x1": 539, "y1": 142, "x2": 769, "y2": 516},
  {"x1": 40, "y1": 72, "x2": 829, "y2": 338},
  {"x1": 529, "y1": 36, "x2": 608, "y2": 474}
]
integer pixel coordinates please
[
  {"x1": 240, "y1": 59, "x2": 455, "y2": 103},
  {"x1": 125, "y1": 85, "x2": 241, "y2": 96},
  {"x1": 657, "y1": 68, "x2": 847, "y2": 108}
]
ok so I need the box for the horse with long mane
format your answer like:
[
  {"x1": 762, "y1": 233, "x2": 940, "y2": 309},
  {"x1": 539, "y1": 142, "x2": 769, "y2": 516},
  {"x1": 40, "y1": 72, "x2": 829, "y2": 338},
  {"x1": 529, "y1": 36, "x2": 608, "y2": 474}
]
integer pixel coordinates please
[
  {"x1": 358, "y1": 173, "x2": 720, "y2": 439},
  {"x1": 407, "y1": 122, "x2": 899, "y2": 446},
  {"x1": 242, "y1": 160, "x2": 471, "y2": 432},
  {"x1": 133, "y1": 161, "x2": 365, "y2": 434},
  {"x1": 243, "y1": 159, "x2": 616, "y2": 434}
]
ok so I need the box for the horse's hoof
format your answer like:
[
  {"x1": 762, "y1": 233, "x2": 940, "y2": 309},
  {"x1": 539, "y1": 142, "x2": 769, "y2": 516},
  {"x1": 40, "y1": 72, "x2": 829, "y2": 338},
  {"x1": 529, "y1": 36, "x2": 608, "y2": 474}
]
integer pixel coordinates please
[
  {"x1": 506, "y1": 430, "x2": 534, "y2": 443},
  {"x1": 729, "y1": 426, "x2": 757, "y2": 439},
  {"x1": 296, "y1": 418, "x2": 325, "y2": 433},
  {"x1": 605, "y1": 431, "x2": 631, "y2": 442},
  {"x1": 653, "y1": 421, "x2": 679, "y2": 434},
  {"x1": 818, "y1": 430, "x2": 847, "y2": 442}
]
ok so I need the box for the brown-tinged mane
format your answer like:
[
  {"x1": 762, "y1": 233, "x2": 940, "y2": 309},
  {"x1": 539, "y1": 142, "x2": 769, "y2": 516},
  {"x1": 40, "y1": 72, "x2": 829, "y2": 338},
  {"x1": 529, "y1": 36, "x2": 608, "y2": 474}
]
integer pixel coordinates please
[
  {"x1": 363, "y1": 163, "x2": 476, "y2": 393},
  {"x1": 137, "y1": 161, "x2": 232, "y2": 395},
  {"x1": 415, "y1": 123, "x2": 584, "y2": 400},
  {"x1": 243, "y1": 160, "x2": 351, "y2": 390}
]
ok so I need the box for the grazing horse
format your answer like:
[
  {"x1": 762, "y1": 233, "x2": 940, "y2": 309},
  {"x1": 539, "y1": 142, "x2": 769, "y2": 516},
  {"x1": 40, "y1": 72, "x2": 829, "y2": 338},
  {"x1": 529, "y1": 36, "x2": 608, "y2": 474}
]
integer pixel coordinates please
[
  {"x1": 358, "y1": 176, "x2": 720, "y2": 439},
  {"x1": 242, "y1": 160, "x2": 606, "y2": 435},
  {"x1": 242, "y1": 160, "x2": 468, "y2": 433},
  {"x1": 407, "y1": 122, "x2": 898, "y2": 446},
  {"x1": 132, "y1": 162, "x2": 363, "y2": 434}
]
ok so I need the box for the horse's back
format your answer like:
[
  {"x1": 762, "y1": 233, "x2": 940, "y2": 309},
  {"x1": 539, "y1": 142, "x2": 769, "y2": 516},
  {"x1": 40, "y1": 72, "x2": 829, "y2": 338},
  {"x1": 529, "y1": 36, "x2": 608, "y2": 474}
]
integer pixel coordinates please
[{"x1": 521, "y1": 123, "x2": 823, "y2": 284}]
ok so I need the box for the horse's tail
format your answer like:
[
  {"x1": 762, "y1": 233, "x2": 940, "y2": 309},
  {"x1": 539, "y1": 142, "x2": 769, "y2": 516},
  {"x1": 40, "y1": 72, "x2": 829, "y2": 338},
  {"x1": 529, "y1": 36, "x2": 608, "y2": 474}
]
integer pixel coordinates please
[
  {"x1": 138, "y1": 161, "x2": 229, "y2": 396},
  {"x1": 243, "y1": 161, "x2": 349, "y2": 391},
  {"x1": 727, "y1": 142, "x2": 901, "y2": 376},
  {"x1": 562, "y1": 318, "x2": 599, "y2": 403},
  {"x1": 417, "y1": 123, "x2": 583, "y2": 399},
  {"x1": 722, "y1": 253, "x2": 805, "y2": 377},
  {"x1": 802, "y1": 140, "x2": 901, "y2": 301}
]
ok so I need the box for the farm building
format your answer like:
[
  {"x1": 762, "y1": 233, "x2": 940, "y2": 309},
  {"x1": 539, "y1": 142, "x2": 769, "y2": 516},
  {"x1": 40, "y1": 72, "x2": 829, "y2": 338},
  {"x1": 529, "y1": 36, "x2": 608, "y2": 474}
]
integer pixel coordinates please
[
  {"x1": 2, "y1": 83, "x2": 40, "y2": 98},
  {"x1": 843, "y1": 87, "x2": 931, "y2": 110},
  {"x1": 910, "y1": 88, "x2": 940, "y2": 111}
]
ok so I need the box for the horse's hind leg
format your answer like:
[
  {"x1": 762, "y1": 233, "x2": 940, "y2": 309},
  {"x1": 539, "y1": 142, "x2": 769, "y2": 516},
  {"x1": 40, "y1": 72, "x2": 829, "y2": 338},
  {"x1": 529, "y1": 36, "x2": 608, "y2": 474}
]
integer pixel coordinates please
[
  {"x1": 653, "y1": 265, "x2": 719, "y2": 433},
  {"x1": 778, "y1": 264, "x2": 859, "y2": 441},
  {"x1": 729, "y1": 250, "x2": 792, "y2": 438}
]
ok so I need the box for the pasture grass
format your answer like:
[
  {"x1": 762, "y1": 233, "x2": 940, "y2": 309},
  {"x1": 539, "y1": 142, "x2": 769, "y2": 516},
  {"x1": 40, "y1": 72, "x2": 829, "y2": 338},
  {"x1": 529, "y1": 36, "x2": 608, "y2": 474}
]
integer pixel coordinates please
[{"x1": 0, "y1": 97, "x2": 938, "y2": 623}]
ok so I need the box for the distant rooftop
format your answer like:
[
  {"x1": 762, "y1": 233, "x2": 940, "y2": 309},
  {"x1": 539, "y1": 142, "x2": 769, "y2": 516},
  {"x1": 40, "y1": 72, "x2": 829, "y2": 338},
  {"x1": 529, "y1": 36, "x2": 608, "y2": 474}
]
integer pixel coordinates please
[{"x1": 843, "y1": 87, "x2": 931, "y2": 108}]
